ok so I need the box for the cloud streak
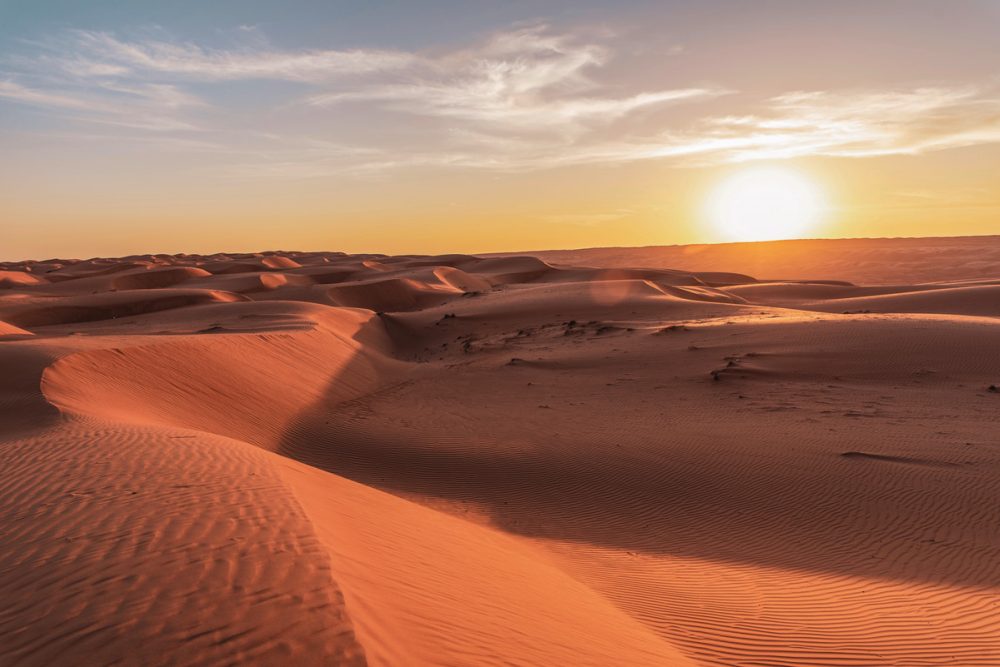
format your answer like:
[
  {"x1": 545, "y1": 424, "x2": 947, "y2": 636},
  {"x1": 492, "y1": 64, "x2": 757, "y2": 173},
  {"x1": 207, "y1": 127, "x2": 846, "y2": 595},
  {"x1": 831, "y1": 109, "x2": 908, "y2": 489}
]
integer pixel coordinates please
[
  {"x1": 696, "y1": 86, "x2": 1000, "y2": 161},
  {"x1": 442, "y1": 85, "x2": 1000, "y2": 170},
  {"x1": 0, "y1": 79, "x2": 110, "y2": 112},
  {"x1": 0, "y1": 78, "x2": 202, "y2": 130},
  {"x1": 192, "y1": 83, "x2": 1000, "y2": 177},
  {"x1": 3, "y1": 24, "x2": 1000, "y2": 178},
  {"x1": 63, "y1": 29, "x2": 415, "y2": 81},
  {"x1": 307, "y1": 26, "x2": 726, "y2": 134}
]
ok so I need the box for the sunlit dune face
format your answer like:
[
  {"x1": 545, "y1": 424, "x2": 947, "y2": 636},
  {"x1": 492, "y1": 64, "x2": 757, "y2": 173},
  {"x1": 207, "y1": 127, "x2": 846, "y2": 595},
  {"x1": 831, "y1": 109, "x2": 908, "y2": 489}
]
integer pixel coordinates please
[{"x1": 705, "y1": 167, "x2": 827, "y2": 242}]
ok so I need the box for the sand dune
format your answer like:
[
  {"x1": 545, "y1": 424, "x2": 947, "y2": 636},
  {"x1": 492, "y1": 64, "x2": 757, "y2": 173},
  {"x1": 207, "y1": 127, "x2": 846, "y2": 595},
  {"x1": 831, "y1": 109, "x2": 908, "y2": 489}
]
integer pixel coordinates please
[
  {"x1": 0, "y1": 319, "x2": 31, "y2": 337},
  {"x1": 508, "y1": 235, "x2": 1000, "y2": 284},
  {"x1": 110, "y1": 266, "x2": 213, "y2": 290},
  {"x1": 802, "y1": 283, "x2": 1000, "y2": 316},
  {"x1": 0, "y1": 288, "x2": 247, "y2": 328},
  {"x1": 327, "y1": 278, "x2": 461, "y2": 313},
  {"x1": 0, "y1": 271, "x2": 47, "y2": 289},
  {"x1": 431, "y1": 266, "x2": 493, "y2": 293},
  {"x1": 2, "y1": 242, "x2": 999, "y2": 665},
  {"x1": 726, "y1": 280, "x2": 1000, "y2": 316}
]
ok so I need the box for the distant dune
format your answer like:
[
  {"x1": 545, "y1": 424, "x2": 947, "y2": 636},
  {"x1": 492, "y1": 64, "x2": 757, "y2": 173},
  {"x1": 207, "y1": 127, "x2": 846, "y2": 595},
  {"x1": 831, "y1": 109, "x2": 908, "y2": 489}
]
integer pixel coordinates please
[
  {"x1": 491, "y1": 235, "x2": 1000, "y2": 285},
  {"x1": 2, "y1": 240, "x2": 999, "y2": 665}
]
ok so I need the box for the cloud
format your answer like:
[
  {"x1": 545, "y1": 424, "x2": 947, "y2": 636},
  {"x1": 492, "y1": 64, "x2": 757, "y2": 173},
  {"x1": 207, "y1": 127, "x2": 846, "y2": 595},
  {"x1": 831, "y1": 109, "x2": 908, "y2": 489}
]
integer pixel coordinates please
[
  {"x1": 307, "y1": 26, "x2": 723, "y2": 131},
  {"x1": 484, "y1": 84, "x2": 1000, "y2": 169},
  {"x1": 205, "y1": 84, "x2": 1000, "y2": 178},
  {"x1": 10, "y1": 24, "x2": 715, "y2": 133},
  {"x1": 313, "y1": 85, "x2": 723, "y2": 128},
  {"x1": 60, "y1": 29, "x2": 415, "y2": 82},
  {"x1": 3, "y1": 24, "x2": 999, "y2": 179},
  {"x1": 0, "y1": 26, "x2": 415, "y2": 134},
  {"x1": 0, "y1": 79, "x2": 109, "y2": 112},
  {"x1": 676, "y1": 86, "x2": 1000, "y2": 162},
  {"x1": 0, "y1": 78, "x2": 202, "y2": 131}
]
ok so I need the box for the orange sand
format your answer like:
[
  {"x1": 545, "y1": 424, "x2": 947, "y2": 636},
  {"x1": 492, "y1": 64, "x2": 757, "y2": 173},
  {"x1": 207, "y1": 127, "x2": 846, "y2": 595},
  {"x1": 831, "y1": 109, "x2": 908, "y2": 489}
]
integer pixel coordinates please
[{"x1": 1, "y1": 240, "x2": 999, "y2": 665}]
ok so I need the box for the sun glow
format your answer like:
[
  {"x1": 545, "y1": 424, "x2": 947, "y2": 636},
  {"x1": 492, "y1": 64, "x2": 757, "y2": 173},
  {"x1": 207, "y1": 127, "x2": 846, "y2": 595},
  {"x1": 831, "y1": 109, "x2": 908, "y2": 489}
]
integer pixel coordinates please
[{"x1": 705, "y1": 167, "x2": 827, "y2": 242}]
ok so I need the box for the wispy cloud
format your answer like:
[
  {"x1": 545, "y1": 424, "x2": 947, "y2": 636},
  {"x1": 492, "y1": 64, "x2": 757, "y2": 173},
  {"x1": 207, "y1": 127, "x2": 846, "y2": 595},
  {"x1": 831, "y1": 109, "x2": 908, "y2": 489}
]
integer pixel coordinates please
[
  {"x1": 3, "y1": 24, "x2": 999, "y2": 178},
  {"x1": 0, "y1": 79, "x2": 110, "y2": 112},
  {"x1": 0, "y1": 78, "x2": 202, "y2": 130},
  {"x1": 307, "y1": 26, "x2": 722, "y2": 132},
  {"x1": 58, "y1": 29, "x2": 415, "y2": 82},
  {"x1": 314, "y1": 86, "x2": 721, "y2": 128},
  {"x1": 0, "y1": 26, "x2": 415, "y2": 134},
  {"x1": 209, "y1": 83, "x2": 1000, "y2": 178},
  {"x1": 497, "y1": 84, "x2": 1000, "y2": 169},
  {"x1": 695, "y1": 86, "x2": 1000, "y2": 161}
]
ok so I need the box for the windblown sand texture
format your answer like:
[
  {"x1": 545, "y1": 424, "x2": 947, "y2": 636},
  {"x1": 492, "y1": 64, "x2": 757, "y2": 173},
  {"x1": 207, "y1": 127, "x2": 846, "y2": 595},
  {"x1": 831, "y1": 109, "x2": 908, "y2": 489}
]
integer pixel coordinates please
[{"x1": 2, "y1": 240, "x2": 999, "y2": 666}]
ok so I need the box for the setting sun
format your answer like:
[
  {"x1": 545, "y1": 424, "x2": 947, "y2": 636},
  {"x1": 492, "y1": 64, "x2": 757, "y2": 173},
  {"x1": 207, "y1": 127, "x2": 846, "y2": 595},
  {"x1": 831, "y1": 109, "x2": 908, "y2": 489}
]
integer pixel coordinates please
[{"x1": 706, "y1": 167, "x2": 827, "y2": 242}]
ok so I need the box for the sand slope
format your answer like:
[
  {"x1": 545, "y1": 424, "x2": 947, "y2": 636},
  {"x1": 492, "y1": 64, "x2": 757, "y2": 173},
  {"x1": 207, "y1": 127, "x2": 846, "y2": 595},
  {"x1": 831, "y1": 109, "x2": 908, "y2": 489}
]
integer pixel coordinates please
[{"x1": 2, "y1": 245, "x2": 999, "y2": 665}]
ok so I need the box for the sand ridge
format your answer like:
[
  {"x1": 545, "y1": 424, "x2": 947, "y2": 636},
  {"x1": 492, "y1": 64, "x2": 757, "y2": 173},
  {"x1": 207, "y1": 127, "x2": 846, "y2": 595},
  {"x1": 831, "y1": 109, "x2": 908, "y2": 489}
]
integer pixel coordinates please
[{"x1": 1, "y1": 243, "x2": 1000, "y2": 665}]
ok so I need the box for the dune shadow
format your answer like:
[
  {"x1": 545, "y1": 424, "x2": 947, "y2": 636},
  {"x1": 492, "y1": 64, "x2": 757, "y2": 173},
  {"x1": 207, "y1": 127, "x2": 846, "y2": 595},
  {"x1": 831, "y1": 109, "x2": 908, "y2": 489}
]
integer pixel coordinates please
[{"x1": 277, "y1": 351, "x2": 1000, "y2": 592}]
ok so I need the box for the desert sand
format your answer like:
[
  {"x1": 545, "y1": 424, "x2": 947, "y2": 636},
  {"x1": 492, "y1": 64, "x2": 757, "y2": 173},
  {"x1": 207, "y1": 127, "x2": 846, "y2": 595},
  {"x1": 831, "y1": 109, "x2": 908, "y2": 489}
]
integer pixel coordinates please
[{"x1": 1, "y1": 238, "x2": 999, "y2": 666}]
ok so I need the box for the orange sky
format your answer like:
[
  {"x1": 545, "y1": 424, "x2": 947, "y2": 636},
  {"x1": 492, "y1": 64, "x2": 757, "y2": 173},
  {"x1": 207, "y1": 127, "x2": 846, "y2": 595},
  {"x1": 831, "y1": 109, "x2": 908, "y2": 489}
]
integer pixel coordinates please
[{"x1": 2, "y1": 1, "x2": 999, "y2": 259}]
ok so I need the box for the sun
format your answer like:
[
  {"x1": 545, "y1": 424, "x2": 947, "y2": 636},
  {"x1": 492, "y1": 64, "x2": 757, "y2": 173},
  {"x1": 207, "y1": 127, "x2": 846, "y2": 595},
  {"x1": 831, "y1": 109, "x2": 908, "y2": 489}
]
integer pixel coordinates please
[{"x1": 705, "y1": 167, "x2": 827, "y2": 242}]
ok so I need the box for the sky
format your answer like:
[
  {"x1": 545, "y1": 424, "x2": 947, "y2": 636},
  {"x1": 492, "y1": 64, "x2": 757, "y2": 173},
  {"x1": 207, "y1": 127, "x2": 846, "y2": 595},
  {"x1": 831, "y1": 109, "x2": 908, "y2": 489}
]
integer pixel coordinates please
[{"x1": 1, "y1": 0, "x2": 999, "y2": 259}]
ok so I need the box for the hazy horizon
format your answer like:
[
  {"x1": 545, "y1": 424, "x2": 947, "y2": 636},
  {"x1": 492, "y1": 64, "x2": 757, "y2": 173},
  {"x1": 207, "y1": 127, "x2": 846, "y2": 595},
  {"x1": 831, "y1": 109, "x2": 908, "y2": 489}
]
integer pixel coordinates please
[{"x1": 6, "y1": 231, "x2": 1000, "y2": 264}]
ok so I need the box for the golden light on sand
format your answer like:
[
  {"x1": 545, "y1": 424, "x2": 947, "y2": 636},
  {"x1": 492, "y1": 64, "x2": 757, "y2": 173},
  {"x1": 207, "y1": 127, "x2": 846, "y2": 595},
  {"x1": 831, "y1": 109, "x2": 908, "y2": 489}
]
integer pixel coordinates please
[{"x1": 705, "y1": 167, "x2": 827, "y2": 242}]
